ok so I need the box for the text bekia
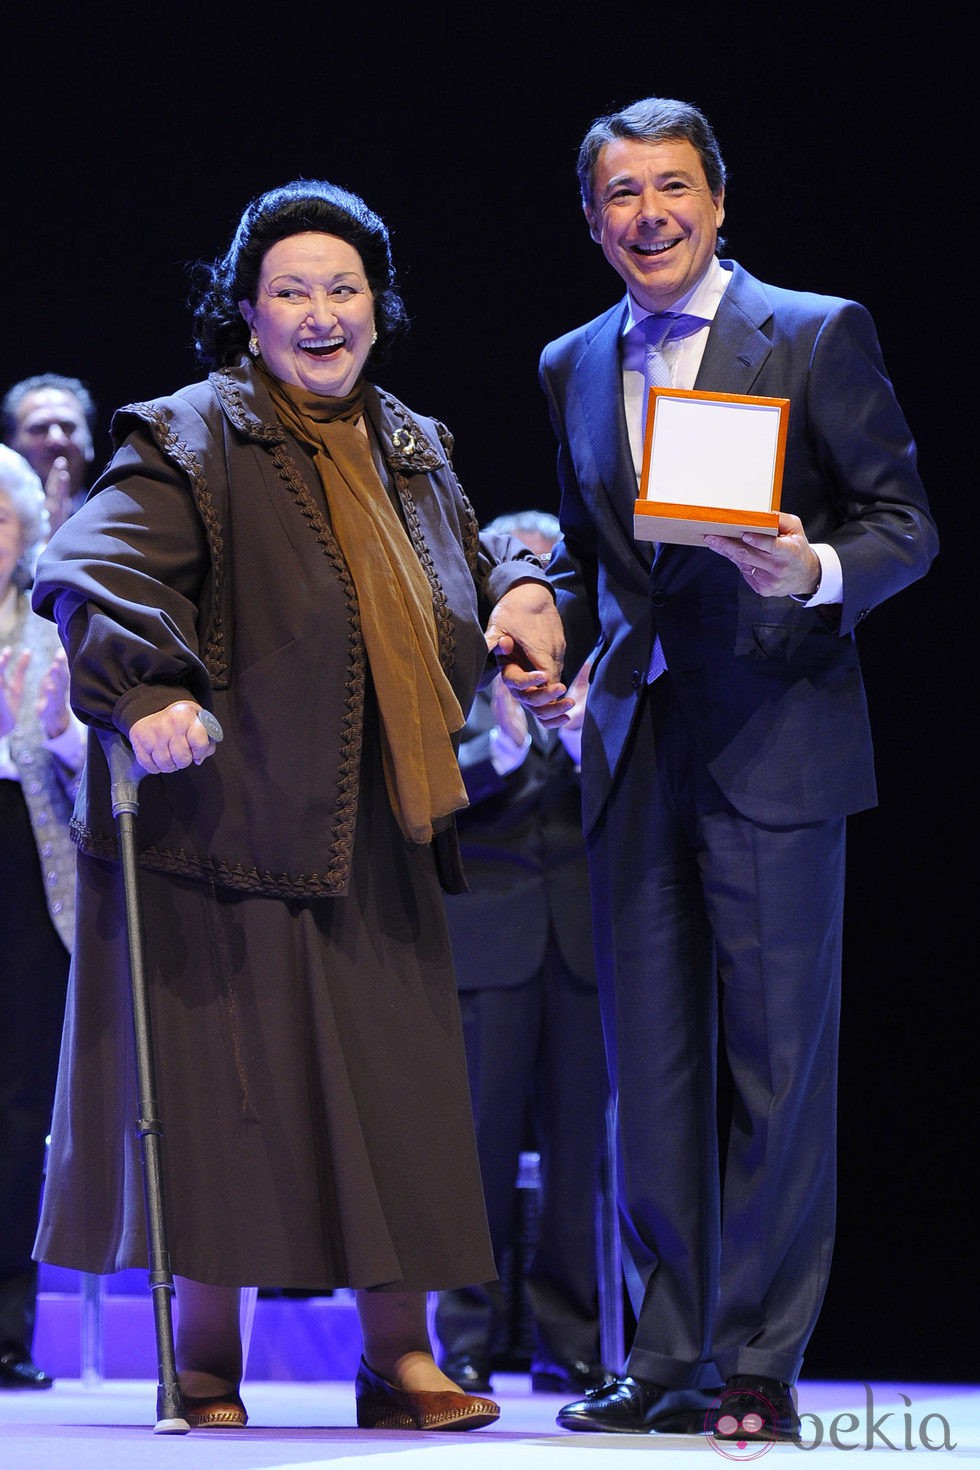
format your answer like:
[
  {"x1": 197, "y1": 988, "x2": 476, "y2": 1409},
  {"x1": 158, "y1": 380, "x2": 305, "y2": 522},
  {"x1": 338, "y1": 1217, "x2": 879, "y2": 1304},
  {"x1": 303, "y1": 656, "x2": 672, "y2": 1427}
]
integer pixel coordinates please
[{"x1": 798, "y1": 1386, "x2": 955, "y2": 1451}]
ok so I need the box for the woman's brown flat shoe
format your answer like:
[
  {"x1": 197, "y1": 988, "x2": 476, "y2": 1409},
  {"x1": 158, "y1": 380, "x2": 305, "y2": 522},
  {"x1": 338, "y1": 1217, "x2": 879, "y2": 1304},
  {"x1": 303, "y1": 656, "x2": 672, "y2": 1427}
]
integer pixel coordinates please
[
  {"x1": 354, "y1": 1357, "x2": 500, "y2": 1431},
  {"x1": 183, "y1": 1388, "x2": 248, "y2": 1428}
]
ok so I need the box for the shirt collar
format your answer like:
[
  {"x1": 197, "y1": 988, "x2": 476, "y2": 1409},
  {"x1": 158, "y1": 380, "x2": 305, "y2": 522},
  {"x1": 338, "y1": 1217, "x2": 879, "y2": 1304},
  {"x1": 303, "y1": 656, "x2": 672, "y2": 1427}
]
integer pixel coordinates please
[{"x1": 623, "y1": 254, "x2": 730, "y2": 338}]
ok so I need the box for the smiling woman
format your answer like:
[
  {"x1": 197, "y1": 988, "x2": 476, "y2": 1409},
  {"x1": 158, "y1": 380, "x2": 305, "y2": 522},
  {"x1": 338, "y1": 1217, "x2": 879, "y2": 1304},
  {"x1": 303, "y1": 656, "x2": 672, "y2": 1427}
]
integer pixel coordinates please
[
  {"x1": 238, "y1": 234, "x2": 378, "y2": 398},
  {"x1": 28, "y1": 177, "x2": 566, "y2": 1433}
]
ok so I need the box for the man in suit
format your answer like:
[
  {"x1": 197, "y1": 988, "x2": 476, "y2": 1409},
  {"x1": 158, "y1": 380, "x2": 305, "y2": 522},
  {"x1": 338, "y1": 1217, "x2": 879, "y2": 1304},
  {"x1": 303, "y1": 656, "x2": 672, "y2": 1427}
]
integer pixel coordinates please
[
  {"x1": 436, "y1": 510, "x2": 613, "y2": 1399},
  {"x1": 496, "y1": 97, "x2": 938, "y2": 1441}
]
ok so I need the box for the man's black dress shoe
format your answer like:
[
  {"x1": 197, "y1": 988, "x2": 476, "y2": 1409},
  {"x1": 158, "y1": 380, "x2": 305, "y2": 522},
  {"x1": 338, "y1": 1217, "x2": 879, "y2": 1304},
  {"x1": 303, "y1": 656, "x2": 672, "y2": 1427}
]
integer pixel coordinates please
[
  {"x1": 0, "y1": 1344, "x2": 53, "y2": 1390},
  {"x1": 712, "y1": 1375, "x2": 801, "y2": 1443},
  {"x1": 531, "y1": 1357, "x2": 616, "y2": 1394},
  {"x1": 439, "y1": 1353, "x2": 493, "y2": 1394},
  {"x1": 556, "y1": 1375, "x2": 719, "y2": 1434}
]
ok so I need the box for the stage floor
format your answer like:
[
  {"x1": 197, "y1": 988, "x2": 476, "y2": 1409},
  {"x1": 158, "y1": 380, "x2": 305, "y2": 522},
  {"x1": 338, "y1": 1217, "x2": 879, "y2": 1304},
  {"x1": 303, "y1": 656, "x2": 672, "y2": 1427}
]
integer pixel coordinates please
[{"x1": 2, "y1": 1376, "x2": 978, "y2": 1469}]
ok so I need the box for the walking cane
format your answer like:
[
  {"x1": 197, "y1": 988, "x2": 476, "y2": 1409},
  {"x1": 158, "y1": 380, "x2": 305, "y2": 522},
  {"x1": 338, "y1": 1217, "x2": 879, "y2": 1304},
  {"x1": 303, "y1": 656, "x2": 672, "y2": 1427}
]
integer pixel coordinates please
[{"x1": 98, "y1": 711, "x2": 222, "y2": 1434}]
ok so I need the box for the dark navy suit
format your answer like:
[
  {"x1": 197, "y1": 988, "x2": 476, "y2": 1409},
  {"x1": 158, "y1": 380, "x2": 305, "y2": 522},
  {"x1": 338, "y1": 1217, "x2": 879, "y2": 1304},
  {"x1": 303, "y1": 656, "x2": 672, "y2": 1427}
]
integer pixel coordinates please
[
  {"x1": 539, "y1": 260, "x2": 938, "y2": 1387},
  {"x1": 434, "y1": 684, "x2": 609, "y2": 1372}
]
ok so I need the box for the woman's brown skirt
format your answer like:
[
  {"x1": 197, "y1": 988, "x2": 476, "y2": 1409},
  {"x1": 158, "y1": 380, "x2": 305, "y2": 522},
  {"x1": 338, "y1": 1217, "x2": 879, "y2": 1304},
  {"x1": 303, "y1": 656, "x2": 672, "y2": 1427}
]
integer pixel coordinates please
[{"x1": 35, "y1": 724, "x2": 494, "y2": 1293}]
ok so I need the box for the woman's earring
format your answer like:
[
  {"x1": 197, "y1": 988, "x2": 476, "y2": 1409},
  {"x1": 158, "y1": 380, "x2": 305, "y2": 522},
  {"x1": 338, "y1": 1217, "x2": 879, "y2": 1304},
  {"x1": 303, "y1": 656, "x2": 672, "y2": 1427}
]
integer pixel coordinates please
[
  {"x1": 249, "y1": 333, "x2": 260, "y2": 358},
  {"x1": 371, "y1": 328, "x2": 378, "y2": 346}
]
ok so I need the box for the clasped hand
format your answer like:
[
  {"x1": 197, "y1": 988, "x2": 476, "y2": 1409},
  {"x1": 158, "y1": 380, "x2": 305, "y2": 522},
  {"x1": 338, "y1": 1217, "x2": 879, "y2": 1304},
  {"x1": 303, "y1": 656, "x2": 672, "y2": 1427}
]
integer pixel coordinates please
[{"x1": 484, "y1": 581, "x2": 573, "y2": 728}]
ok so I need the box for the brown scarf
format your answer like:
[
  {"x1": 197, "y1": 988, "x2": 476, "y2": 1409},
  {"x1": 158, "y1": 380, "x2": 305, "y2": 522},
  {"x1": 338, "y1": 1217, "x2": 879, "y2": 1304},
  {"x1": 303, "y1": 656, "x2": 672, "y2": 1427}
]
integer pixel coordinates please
[{"x1": 258, "y1": 362, "x2": 467, "y2": 843}]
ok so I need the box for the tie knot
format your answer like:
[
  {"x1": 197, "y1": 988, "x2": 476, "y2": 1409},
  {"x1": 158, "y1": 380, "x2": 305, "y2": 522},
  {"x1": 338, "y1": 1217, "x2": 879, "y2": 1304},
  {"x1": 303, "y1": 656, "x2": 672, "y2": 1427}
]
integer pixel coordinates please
[{"x1": 637, "y1": 311, "x2": 708, "y2": 349}]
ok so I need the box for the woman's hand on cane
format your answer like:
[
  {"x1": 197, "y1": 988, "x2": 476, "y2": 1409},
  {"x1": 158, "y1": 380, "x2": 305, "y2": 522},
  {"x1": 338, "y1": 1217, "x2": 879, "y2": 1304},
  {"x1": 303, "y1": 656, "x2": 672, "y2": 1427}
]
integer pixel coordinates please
[{"x1": 129, "y1": 701, "x2": 221, "y2": 774}]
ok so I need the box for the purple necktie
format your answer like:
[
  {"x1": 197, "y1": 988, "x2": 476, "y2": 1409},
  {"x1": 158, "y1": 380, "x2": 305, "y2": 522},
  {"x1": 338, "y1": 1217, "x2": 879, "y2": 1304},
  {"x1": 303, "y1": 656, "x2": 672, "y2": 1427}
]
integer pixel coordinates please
[
  {"x1": 635, "y1": 313, "x2": 709, "y2": 684},
  {"x1": 638, "y1": 312, "x2": 709, "y2": 434}
]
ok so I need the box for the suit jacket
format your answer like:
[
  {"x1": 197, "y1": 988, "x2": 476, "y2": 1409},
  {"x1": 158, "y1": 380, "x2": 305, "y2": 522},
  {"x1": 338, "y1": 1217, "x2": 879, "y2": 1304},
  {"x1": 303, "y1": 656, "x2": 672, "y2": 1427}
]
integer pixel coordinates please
[
  {"x1": 540, "y1": 261, "x2": 938, "y2": 834},
  {"x1": 444, "y1": 687, "x2": 595, "y2": 989}
]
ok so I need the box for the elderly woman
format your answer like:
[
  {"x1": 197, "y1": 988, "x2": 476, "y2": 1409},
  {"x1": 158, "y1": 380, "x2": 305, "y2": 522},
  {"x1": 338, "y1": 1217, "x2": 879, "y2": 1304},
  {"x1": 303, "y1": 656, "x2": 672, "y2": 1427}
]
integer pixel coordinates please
[
  {"x1": 0, "y1": 444, "x2": 82, "y2": 1390},
  {"x1": 31, "y1": 180, "x2": 565, "y2": 1432}
]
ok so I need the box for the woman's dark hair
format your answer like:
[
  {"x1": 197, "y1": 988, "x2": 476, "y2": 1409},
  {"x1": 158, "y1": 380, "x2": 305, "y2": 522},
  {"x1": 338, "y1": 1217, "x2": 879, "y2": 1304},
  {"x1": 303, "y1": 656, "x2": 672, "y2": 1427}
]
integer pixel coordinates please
[{"x1": 190, "y1": 179, "x2": 409, "y2": 368}]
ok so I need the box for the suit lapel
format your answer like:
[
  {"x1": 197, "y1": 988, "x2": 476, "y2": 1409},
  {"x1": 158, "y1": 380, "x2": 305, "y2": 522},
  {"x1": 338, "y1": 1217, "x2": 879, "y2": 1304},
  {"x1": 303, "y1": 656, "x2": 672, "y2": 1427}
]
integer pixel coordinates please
[
  {"x1": 695, "y1": 263, "x2": 774, "y2": 394},
  {"x1": 563, "y1": 268, "x2": 776, "y2": 571},
  {"x1": 579, "y1": 304, "x2": 630, "y2": 485},
  {"x1": 575, "y1": 302, "x2": 655, "y2": 563}
]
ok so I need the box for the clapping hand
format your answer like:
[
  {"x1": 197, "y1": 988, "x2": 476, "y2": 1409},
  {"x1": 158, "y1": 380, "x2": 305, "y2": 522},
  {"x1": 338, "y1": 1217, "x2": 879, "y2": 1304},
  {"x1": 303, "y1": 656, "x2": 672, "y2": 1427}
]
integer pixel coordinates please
[
  {"x1": 0, "y1": 646, "x2": 31, "y2": 738},
  {"x1": 36, "y1": 648, "x2": 73, "y2": 740},
  {"x1": 44, "y1": 457, "x2": 75, "y2": 536}
]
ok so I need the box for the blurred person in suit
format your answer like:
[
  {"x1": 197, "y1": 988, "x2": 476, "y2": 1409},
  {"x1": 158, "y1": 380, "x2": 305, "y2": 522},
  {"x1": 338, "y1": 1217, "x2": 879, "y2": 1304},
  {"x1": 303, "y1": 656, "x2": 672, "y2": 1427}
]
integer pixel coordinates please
[{"x1": 436, "y1": 509, "x2": 613, "y2": 1398}]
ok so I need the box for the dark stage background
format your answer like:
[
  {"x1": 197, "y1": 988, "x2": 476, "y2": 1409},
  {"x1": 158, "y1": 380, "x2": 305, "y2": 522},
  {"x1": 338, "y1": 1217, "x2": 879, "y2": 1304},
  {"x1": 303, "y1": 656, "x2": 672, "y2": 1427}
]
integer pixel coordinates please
[{"x1": 6, "y1": 2, "x2": 971, "y2": 1383}]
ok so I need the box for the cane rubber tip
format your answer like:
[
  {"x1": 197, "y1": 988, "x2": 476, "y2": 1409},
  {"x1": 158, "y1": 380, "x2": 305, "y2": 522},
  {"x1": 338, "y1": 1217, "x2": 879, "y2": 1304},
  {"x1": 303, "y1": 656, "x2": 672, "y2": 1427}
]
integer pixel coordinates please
[{"x1": 154, "y1": 1416, "x2": 190, "y2": 1434}]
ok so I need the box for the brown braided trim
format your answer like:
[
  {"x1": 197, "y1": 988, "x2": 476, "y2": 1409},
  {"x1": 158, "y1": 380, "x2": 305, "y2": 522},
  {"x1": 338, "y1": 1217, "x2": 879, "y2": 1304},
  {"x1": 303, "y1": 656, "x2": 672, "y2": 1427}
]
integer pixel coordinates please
[
  {"x1": 267, "y1": 436, "x2": 363, "y2": 882},
  {"x1": 376, "y1": 392, "x2": 470, "y2": 687},
  {"x1": 117, "y1": 402, "x2": 229, "y2": 688},
  {"x1": 70, "y1": 819, "x2": 355, "y2": 897}
]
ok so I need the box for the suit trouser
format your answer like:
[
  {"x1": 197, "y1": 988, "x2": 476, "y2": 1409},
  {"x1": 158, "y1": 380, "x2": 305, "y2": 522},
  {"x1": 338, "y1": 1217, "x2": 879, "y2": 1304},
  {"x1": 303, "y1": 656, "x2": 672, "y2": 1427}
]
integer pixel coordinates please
[
  {"x1": 435, "y1": 942, "x2": 609, "y2": 1365},
  {"x1": 587, "y1": 679, "x2": 844, "y2": 1388},
  {"x1": 0, "y1": 781, "x2": 70, "y2": 1351}
]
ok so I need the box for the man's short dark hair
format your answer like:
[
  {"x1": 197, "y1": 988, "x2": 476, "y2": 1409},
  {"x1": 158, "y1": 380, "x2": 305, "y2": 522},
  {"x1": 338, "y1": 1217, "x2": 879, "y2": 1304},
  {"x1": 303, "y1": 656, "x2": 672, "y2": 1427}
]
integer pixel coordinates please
[
  {"x1": 576, "y1": 96, "x2": 727, "y2": 210},
  {"x1": 1, "y1": 373, "x2": 98, "y2": 440}
]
